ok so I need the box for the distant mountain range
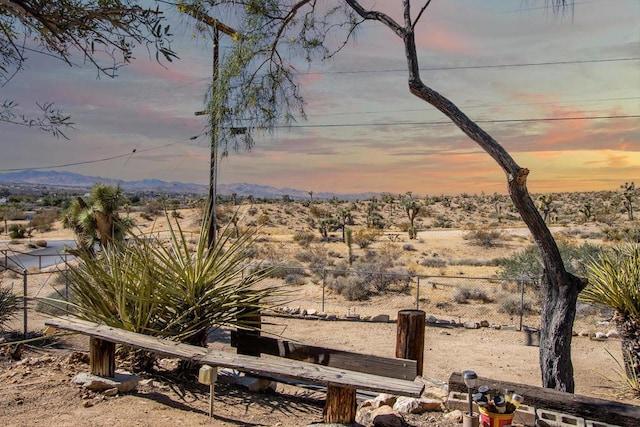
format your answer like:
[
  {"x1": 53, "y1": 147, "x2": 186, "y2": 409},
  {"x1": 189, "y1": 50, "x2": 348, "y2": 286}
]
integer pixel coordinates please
[{"x1": 0, "y1": 170, "x2": 376, "y2": 201}]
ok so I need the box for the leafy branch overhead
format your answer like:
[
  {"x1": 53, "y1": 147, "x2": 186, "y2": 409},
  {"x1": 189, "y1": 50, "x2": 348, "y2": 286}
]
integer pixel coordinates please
[{"x1": 0, "y1": 0, "x2": 178, "y2": 136}]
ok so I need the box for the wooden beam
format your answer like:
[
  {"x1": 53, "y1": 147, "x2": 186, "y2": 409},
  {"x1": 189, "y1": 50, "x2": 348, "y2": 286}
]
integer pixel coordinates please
[
  {"x1": 46, "y1": 317, "x2": 424, "y2": 398},
  {"x1": 396, "y1": 310, "x2": 425, "y2": 377},
  {"x1": 230, "y1": 332, "x2": 418, "y2": 380},
  {"x1": 89, "y1": 337, "x2": 115, "y2": 377},
  {"x1": 324, "y1": 385, "x2": 357, "y2": 424},
  {"x1": 448, "y1": 372, "x2": 640, "y2": 427}
]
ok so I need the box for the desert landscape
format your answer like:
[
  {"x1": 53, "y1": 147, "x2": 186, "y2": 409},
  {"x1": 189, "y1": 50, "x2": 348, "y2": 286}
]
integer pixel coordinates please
[{"x1": 1, "y1": 190, "x2": 638, "y2": 426}]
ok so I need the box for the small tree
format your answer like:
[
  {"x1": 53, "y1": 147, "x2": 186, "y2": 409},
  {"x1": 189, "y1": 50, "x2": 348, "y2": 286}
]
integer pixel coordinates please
[
  {"x1": 402, "y1": 192, "x2": 420, "y2": 239},
  {"x1": 621, "y1": 182, "x2": 635, "y2": 221}
]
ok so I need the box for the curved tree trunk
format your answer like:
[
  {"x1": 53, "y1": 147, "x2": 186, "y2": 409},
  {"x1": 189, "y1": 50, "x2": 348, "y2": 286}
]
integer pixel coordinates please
[{"x1": 345, "y1": 0, "x2": 588, "y2": 391}]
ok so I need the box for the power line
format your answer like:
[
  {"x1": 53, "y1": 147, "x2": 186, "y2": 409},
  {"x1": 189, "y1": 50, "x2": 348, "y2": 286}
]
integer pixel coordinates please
[
  {"x1": 299, "y1": 57, "x2": 640, "y2": 76},
  {"x1": 275, "y1": 114, "x2": 640, "y2": 129},
  {"x1": 0, "y1": 138, "x2": 196, "y2": 172}
]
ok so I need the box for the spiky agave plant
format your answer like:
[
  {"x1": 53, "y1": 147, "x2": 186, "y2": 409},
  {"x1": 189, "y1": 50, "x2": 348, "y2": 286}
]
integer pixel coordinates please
[
  {"x1": 581, "y1": 243, "x2": 640, "y2": 388},
  {"x1": 44, "y1": 211, "x2": 285, "y2": 348}
]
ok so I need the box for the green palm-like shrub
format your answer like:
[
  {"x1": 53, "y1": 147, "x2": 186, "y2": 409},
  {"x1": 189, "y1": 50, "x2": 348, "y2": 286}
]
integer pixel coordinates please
[
  {"x1": 581, "y1": 243, "x2": 640, "y2": 391},
  {"x1": 0, "y1": 286, "x2": 20, "y2": 331},
  {"x1": 41, "y1": 214, "x2": 285, "y2": 348}
]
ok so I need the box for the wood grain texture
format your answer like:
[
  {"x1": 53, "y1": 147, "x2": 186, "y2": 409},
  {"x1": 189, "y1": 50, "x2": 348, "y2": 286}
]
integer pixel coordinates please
[{"x1": 46, "y1": 317, "x2": 424, "y2": 397}]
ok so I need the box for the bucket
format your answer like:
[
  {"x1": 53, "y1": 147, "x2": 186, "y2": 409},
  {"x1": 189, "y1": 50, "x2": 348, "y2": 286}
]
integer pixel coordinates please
[{"x1": 478, "y1": 406, "x2": 514, "y2": 427}]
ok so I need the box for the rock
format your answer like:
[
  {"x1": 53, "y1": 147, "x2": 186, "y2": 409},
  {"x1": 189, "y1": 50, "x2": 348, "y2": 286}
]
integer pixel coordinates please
[
  {"x1": 235, "y1": 375, "x2": 275, "y2": 392},
  {"x1": 578, "y1": 330, "x2": 590, "y2": 337},
  {"x1": 427, "y1": 315, "x2": 437, "y2": 324},
  {"x1": 301, "y1": 309, "x2": 308, "y2": 316},
  {"x1": 606, "y1": 329, "x2": 620, "y2": 339},
  {"x1": 463, "y1": 321, "x2": 480, "y2": 329},
  {"x1": 362, "y1": 315, "x2": 372, "y2": 321},
  {"x1": 594, "y1": 331, "x2": 608, "y2": 340},
  {"x1": 73, "y1": 371, "x2": 140, "y2": 393},
  {"x1": 393, "y1": 396, "x2": 442, "y2": 414},
  {"x1": 103, "y1": 387, "x2": 118, "y2": 397},
  {"x1": 307, "y1": 309, "x2": 318, "y2": 316},
  {"x1": 444, "y1": 409, "x2": 464, "y2": 423},
  {"x1": 491, "y1": 324, "x2": 502, "y2": 330},
  {"x1": 316, "y1": 311, "x2": 327, "y2": 318},
  {"x1": 82, "y1": 400, "x2": 94, "y2": 408},
  {"x1": 373, "y1": 393, "x2": 397, "y2": 408},
  {"x1": 439, "y1": 330, "x2": 450, "y2": 335},
  {"x1": 371, "y1": 314, "x2": 390, "y2": 323},
  {"x1": 157, "y1": 358, "x2": 179, "y2": 371},
  {"x1": 325, "y1": 314, "x2": 337, "y2": 321},
  {"x1": 502, "y1": 325, "x2": 518, "y2": 331},
  {"x1": 371, "y1": 405, "x2": 404, "y2": 427},
  {"x1": 419, "y1": 385, "x2": 448, "y2": 401},
  {"x1": 480, "y1": 320, "x2": 490, "y2": 328}
]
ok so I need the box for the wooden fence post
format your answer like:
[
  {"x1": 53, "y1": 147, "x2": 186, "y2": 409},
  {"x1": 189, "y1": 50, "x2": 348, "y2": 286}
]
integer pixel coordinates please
[
  {"x1": 236, "y1": 308, "x2": 262, "y2": 357},
  {"x1": 324, "y1": 384, "x2": 357, "y2": 424},
  {"x1": 396, "y1": 309, "x2": 425, "y2": 377},
  {"x1": 90, "y1": 337, "x2": 115, "y2": 377}
]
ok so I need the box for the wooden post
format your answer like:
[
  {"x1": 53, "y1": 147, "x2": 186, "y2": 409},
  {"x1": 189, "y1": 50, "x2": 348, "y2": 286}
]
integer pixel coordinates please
[
  {"x1": 90, "y1": 337, "x2": 115, "y2": 377},
  {"x1": 396, "y1": 309, "x2": 425, "y2": 377},
  {"x1": 324, "y1": 384, "x2": 356, "y2": 424},
  {"x1": 236, "y1": 309, "x2": 262, "y2": 357}
]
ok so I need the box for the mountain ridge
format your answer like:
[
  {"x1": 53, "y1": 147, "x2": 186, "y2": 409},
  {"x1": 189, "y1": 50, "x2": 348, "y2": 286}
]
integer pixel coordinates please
[{"x1": 0, "y1": 170, "x2": 376, "y2": 200}]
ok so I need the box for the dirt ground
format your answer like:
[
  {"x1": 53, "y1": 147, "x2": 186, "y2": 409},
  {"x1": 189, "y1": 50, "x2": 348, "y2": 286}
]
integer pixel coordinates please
[{"x1": 0, "y1": 209, "x2": 638, "y2": 426}]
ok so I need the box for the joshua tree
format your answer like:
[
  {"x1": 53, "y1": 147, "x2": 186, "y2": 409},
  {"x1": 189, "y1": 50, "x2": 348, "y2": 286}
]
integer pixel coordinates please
[
  {"x1": 621, "y1": 182, "x2": 635, "y2": 221},
  {"x1": 63, "y1": 183, "x2": 134, "y2": 255},
  {"x1": 308, "y1": 190, "x2": 314, "y2": 203},
  {"x1": 402, "y1": 192, "x2": 420, "y2": 239},
  {"x1": 538, "y1": 194, "x2": 554, "y2": 223}
]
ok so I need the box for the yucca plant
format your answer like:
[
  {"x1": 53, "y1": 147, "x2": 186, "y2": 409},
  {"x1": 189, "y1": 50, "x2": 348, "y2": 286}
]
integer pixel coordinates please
[
  {"x1": 42, "y1": 212, "x2": 285, "y2": 348},
  {"x1": 0, "y1": 286, "x2": 20, "y2": 332},
  {"x1": 581, "y1": 243, "x2": 640, "y2": 386}
]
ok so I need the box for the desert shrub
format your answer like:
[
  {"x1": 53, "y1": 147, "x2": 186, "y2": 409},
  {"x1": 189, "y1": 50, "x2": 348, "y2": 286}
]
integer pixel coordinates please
[
  {"x1": 402, "y1": 244, "x2": 417, "y2": 252},
  {"x1": 463, "y1": 229, "x2": 503, "y2": 247},
  {"x1": 9, "y1": 224, "x2": 26, "y2": 239},
  {"x1": 247, "y1": 207, "x2": 258, "y2": 216},
  {"x1": 30, "y1": 209, "x2": 58, "y2": 232},
  {"x1": 293, "y1": 231, "x2": 316, "y2": 247},
  {"x1": 432, "y1": 215, "x2": 453, "y2": 228},
  {"x1": 327, "y1": 275, "x2": 370, "y2": 301},
  {"x1": 309, "y1": 205, "x2": 330, "y2": 218},
  {"x1": 497, "y1": 241, "x2": 601, "y2": 281},
  {"x1": 294, "y1": 244, "x2": 330, "y2": 270},
  {"x1": 284, "y1": 273, "x2": 307, "y2": 285},
  {"x1": 257, "y1": 214, "x2": 271, "y2": 225},
  {"x1": 603, "y1": 226, "x2": 640, "y2": 242},
  {"x1": 452, "y1": 286, "x2": 493, "y2": 304},
  {"x1": 497, "y1": 294, "x2": 537, "y2": 316},
  {"x1": 352, "y1": 228, "x2": 381, "y2": 249},
  {"x1": 34, "y1": 240, "x2": 47, "y2": 248},
  {"x1": 0, "y1": 286, "x2": 20, "y2": 331},
  {"x1": 419, "y1": 257, "x2": 447, "y2": 268}
]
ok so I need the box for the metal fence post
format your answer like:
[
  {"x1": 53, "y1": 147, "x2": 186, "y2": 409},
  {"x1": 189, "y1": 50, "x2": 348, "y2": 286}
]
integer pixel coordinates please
[
  {"x1": 321, "y1": 268, "x2": 326, "y2": 313},
  {"x1": 519, "y1": 279, "x2": 525, "y2": 331},
  {"x1": 23, "y1": 269, "x2": 28, "y2": 337},
  {"x1": 415, "y1": 275, "x2": 420, "y2": 310}
]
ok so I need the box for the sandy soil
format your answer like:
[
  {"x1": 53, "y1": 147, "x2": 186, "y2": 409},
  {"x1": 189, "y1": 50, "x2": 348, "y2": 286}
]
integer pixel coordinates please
[{"x1": 0, "y1": 207, "x2": 637, "y2": 426}]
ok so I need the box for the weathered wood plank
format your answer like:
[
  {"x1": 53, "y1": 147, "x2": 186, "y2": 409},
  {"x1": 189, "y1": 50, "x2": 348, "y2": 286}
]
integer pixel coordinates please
[
  {"x1": 89, "y1": 337, "x2": 115, "y2": 377},
  {"x1": 46, "y1": 317, "x2": 424, "y2": 397},
  {"x1": 324, "y1": 385, "x2": 356, "y2": 424},
  {"x1": 230, "y1": 332, "x2": 418, "y2": 380},
  {"x1": 449, "y1": 372, "x2": 640, "y2": 427}
]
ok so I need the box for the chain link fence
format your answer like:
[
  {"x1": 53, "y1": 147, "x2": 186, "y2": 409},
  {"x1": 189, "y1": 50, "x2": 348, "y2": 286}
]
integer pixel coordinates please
[
  {"x1": 0, "y1": 249, "x2": 614, "y2": 337},
  {"x1": 265, "y1": 265, "x2": 613, "y2": 334}
]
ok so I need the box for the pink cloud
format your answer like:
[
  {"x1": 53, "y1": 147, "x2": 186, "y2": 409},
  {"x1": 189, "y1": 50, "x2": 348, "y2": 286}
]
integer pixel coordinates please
[{"x1": 415, "y1": 22, "x2": 477, "y2": 54}]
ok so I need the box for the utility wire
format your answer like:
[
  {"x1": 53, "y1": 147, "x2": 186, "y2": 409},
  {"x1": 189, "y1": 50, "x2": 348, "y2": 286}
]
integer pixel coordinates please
[
  {"x1": 276, "y1": 114, "x2": 640, "y2": 129},
  {"x1": 299, "y1": 57, "x2": 640, "y2": 75}
]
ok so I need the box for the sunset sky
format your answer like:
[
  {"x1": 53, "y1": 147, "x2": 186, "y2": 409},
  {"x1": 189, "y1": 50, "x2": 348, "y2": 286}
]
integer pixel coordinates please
[{"x1": 1, "y1": 0, "x2": 638, "y2": 196}]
